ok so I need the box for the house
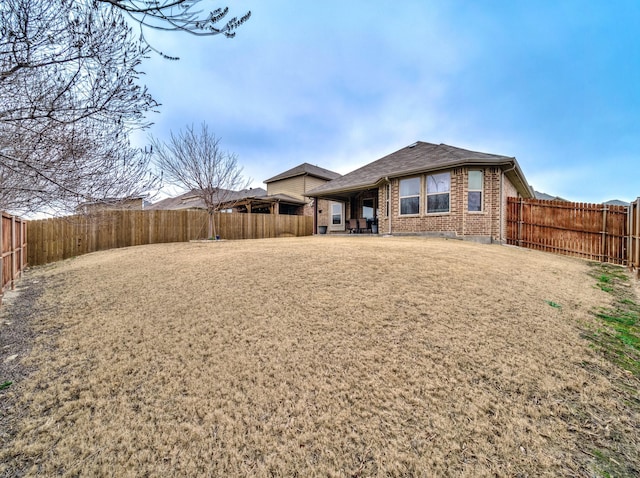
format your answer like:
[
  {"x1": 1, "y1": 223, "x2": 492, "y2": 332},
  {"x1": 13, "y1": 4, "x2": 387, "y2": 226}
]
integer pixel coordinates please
[
  {"x1": 75, "y1": 196, "x2": 148, "y2": 214},
  {"x1": 604, "y1": 199, "x2": 630, "y2": 207},
  {"x1": 534, "y1": 191, "x2": 568, "y2": 201},
  {"x1": 149, "y1": 163, "x2": 342, "y2": 216},
  {"x1": 147, "y1": 188, "x2": 273, "y2": 213},
  {"x1": 264, "y1": 163, "x2": 341, "y2": 216},
  {"x1": 307, "y1": 141, "x2": 534, "y2": 243}
]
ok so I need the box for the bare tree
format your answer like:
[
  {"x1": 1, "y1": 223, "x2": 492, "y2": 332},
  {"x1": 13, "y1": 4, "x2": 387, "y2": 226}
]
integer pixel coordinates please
[
  {"x1": 0, "y1": 0, "x2": 250, "y2": 215},
  {"x1": 151, "y1": 123, "x2": 250, "y2": 239},
  {"x1": 0, "y1": 0, "x2": 160, "y2": 214}
]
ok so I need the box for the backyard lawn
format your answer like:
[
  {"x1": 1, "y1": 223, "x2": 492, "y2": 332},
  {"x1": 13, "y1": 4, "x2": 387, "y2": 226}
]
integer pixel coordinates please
[{"x1": 1, "y1": 236, "x2": 639, "y2": 477}]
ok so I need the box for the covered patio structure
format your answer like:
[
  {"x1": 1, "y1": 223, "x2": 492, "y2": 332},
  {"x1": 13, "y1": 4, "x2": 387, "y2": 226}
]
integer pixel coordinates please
[{"x1": 308, "y1": 187, "x2": 380, "y2": 234}]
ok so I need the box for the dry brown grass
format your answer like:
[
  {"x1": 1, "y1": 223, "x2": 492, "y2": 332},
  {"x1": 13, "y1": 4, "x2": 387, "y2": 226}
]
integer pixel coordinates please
[{"x1": 1, "y1": 236, "x2": 639, "y2": 477}]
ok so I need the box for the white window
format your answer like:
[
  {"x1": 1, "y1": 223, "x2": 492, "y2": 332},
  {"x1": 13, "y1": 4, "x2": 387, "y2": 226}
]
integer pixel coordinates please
[
  {"x1": 399, "y1": 177, "x2": 420, "y2": 215},
  {"x1": 426, "y1": 172, "x2": 450, "y2": 213},
  {"x1": 385, "y1": 183, "x2": 390, "y2": 217},
  {"x1": 328, "y1": 201, "x2": 344, "y2": 231},
  {"x1": 468, "y1": 170, "x2": 483, "y2": 212}
]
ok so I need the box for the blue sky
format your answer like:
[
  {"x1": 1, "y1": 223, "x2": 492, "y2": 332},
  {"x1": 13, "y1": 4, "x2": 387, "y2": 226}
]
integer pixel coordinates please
[{"x1": 134, "y1": 0, "x2": 640, "y2": 203}]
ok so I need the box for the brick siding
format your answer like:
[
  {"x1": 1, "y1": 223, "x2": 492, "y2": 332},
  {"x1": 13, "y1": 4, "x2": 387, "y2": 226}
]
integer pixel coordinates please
[{"x1": 377, "y1": 166, "x2": 519, "y2": 242}]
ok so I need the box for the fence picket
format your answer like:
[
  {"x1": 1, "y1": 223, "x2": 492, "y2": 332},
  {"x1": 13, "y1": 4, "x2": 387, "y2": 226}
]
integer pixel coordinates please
[
  {"x1": 1, "y1": 212, "x2": 27, "y2": 301},
  {"x1": 507, "y1": 198, "x2": 630, "y2": 267},
  {"x1": 27, "y1": 210, "x2": 313, "y2": 266},
  {"x1": 631, "y1": 198, "x2": 640, "y2": 278}
]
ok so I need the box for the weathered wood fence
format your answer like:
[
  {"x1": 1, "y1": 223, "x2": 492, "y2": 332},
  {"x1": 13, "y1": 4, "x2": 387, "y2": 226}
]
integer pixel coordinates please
[
  {"x1": 1, "y1": 212, "x2": 27, "y2": 298},
  {"x1": 629, "y1": 198, "x2": 640, "y2": 277},
  {"x1": 28, "y1": 210, "x2": 313, "y2": 266},
  {"x1": 507, "y1": 198, "x2": 630, "y2": 266}
]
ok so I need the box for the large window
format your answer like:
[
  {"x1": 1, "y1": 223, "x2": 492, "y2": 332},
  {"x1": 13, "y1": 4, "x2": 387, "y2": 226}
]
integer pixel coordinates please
[
  {"x1": 426, "y1": 172, "x2": 450, "y2": 213},
  {"x1": 468, "y1": 170, "x2": 483, "y2": 212},
  {"x1": 399, "y1": 177, "x2": 420, "y2": 215}
]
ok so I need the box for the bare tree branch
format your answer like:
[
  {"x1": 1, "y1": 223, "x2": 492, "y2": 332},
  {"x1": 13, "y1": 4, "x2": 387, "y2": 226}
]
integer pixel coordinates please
[{"x1": 0, "y1": 0, "x2": 159, "y2": 215}]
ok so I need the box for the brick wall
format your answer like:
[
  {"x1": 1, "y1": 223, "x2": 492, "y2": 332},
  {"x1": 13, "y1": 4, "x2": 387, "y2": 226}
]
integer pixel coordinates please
[
  {"x1": 462, "y1": 167, "x2": 502, "y2": 239},
  {"x1": 377, "y1": 166, "x2": 513, "y2": 242},
  {"x1": 315, "y1": 199, "x2": 334, "y2": 232}
]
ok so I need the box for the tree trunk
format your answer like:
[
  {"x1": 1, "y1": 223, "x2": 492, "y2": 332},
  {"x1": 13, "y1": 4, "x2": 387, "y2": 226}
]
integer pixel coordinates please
[{"x1": 208, "y1": 212, "x2": 216, "y2": 239}]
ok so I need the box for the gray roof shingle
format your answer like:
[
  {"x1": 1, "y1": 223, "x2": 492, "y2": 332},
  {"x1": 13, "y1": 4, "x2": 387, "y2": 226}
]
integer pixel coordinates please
[
  {"x1": 307, "y1": 142, "x2": 532, "y2": 197},
  {"x1": 264, "y1": 163, "x2": 341, "y2": 183},
  {"x1": 148, "y1": 188, "x2": 268, "y2": 210}
]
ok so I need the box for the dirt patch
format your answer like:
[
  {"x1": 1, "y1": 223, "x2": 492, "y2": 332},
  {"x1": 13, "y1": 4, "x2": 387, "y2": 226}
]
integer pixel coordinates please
[{"x1": 1, "y1": 237, "x2": 638, "y2": 476}]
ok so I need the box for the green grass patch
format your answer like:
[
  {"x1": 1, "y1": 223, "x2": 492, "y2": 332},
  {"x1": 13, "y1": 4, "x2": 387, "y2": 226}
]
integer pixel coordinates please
[
  {"x1": 586, "y1": 264, "x2": 640, "y2": 377},
  {"x1": 591, "y1": 448, "x2": 624, "y2": 478}
]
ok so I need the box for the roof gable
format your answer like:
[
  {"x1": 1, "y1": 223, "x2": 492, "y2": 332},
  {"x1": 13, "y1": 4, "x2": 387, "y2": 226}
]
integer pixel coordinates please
[{"x1": 264, "y1": 162, "x2": 341, "y2": 183}]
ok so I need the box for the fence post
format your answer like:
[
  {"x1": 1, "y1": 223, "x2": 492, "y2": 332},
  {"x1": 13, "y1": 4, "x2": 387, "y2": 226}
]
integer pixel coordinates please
[
  {"x1": 21, "y1": 219, "x2": 26, "y2": 271},
  {"x1": 601, "y1": 205, "x2": 608, "y2": 263},
  {"x1": 632, "y1": 200, "x2": 635, "y2": 269},
  {"x1": 0, "y1": 214, "x2": 3, "y2": 297},
  {"x1": 11, "y1": 215, "x2": 16, "y2": 290},
  {"x1": 636, "y1": 198, "x2": 640, "y2": 278},
  {"x1": 518, "y1": 198, "x2": 523, "y2": 247}
]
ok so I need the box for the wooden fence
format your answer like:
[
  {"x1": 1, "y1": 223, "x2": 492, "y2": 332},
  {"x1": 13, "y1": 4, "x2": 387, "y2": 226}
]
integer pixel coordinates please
[
  {"x1": 629, "y1": 198, "x2": 640, "y2": 278},
  {"x1": 507, "y1": 198, "x2": 629, "y2": 265},
  {"x1": 28, "y1": 210, "x2": 313, "y2": 266},
  {"x1": 1, "y1": 212, "x2": 27, "y2": 298}
]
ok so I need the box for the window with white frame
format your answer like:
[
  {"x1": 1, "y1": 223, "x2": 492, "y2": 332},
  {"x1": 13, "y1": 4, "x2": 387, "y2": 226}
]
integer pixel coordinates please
[
  {"x1": 385, "y1": 184, "x2": 390, "y2": 217},
  {"x1": 426, "y1": 172, "x2": 450, "y2": 213},
  {"x1": 468, "y1": 170, "x2": 483, "y2": 212},
  {"x1": 399, "y1": 177, "x2": 420, "y2": 215}
]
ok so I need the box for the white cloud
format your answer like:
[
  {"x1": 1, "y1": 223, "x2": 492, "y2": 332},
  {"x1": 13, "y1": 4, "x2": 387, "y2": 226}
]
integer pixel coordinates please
[{"x1": 129, "y1": 1, "x2": 640, "y2": 204}]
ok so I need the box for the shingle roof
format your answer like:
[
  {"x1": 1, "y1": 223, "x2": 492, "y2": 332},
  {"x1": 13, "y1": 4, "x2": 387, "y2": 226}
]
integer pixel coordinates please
[
  {"x1": 604, "y1": 199, "x2": 629, "y2": 206},
  {"x1": 148, "y1": 188, "x2": 268, "y2": 210},
  {"x1": 534, "y1": 191, "x2": 568, "y2": 202},
  {"x1": 307, "y1": 142, "x2": 532, "y2": 197},
  {"x1": 262, "y1": 193, "x2": 306, "y2": 205},
  {"x1": 264, "y1": 162, "x2": 341, "y2": 183}
]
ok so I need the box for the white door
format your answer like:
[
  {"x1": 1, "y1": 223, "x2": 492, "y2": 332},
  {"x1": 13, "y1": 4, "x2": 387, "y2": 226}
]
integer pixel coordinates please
[{"x1": 329, "y1": 201, "x2": 344, "y2": 231}]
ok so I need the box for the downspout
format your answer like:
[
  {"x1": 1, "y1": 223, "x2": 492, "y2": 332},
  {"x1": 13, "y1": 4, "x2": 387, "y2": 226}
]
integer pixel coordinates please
[
  {"x1": 313, "y1": 197, "x2": 317, "y2": 234},
  {"x1": 385, "y1": 177, "x2": 392, "y2": 235},
  {"x1": 500, "y1": 163, "x2": 517, "y2": 243}
]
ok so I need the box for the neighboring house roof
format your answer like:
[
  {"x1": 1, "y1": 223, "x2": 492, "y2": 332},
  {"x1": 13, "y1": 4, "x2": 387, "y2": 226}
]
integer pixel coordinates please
[
  {"x1": 307, "y1": 142, "x2": 533, "y2": 198},
  {"x1": 75, "y1": 196, "x2": 146, "y2": 213},
  {"x1": 264, "y1": 162, "x2": 341, "y2": 183},
  {"x1": 148, "y1": 188, "x2": 307, "y2": 210},
  {"x1": 534, "y1": 191, "x2": 568, "y2": 201},
  {"x1": 263, "y1": 193, "x2": 307, "y2": 205},
  {"x1": 604, "y1": 199, "x2": 629, "y2": 206},
  {"x1": 148, "y1": 188, "x2": 268, "y2": 210}
]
